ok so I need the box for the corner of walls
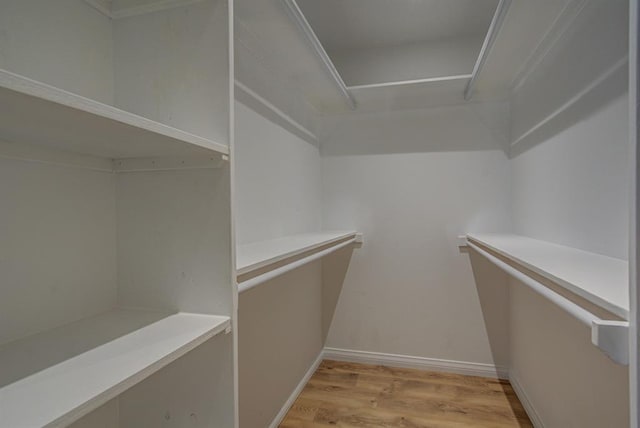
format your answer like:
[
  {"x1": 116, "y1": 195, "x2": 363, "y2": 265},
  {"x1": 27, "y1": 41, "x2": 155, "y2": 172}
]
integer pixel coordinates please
[{"x1": 508, "y1": 281, "x2": 629, "y2": 428}]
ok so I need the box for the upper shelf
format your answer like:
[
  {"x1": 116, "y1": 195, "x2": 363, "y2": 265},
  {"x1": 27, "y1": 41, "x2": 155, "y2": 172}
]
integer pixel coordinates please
[
  {"x1": 0, "y1": 69, "x2": 229, "y2": 160},
  {"x1": 348, "y1": 75, "x2": 471, "y2": 113},
  {"x1": 237, "y1": 231, "x2": 359, "y2": 277},
  {"x1": 0, "y1": 309, "x2": 230, "y2": 427},
  {"x1": 467, "y1": 233, "x2": 629, "y2": 319}
]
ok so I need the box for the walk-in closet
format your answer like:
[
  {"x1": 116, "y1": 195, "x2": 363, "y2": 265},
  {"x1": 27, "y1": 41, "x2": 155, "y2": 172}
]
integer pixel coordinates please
[{"x1": 0, "y1": 0, "x2": 638, "y2": 427}]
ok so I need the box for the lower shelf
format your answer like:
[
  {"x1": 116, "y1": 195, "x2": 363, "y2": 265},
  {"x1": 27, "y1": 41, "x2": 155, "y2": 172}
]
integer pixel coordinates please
[{"x1": 0, "y1": 309, "x2": 230, "y2": 427}]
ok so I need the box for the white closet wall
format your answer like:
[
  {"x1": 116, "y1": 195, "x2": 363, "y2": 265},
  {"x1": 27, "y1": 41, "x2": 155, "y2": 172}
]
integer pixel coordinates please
[
  {"x1": 234, "y1": 102, "x2": 321, "y2": 244},
  {"x1": 112, "y1": 0, "x2": 230, "y2": 144},
  {"x1": 512, "y1": 96, "x2": 628, "y2": 259},
  {"x1": 321, "y1": 103, "x2": 512, "y2": 372},
  {"x1": 0, "y1": 0, "x2": 115, "y2": 103},
  {"x1": 234, "y1": 101, "x2": 325, "y2": 428},
  {"x1": 506, "y1": 0, "x2": 630, "y2": 426}
]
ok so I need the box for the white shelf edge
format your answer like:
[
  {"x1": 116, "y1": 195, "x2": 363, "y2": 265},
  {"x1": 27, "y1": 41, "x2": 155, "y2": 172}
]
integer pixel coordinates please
[
  {"x1": 0, "y1": 69, "x2": 229, "y2": 157},
  {"x1": 112, "y1": 0, "x2": 206, "y2": 19},
  {"x1": 0, "y1": 311, "x2": 230, "y2": 428},
  {"x1": 236, "y1": 231, "x2": 359, "y2": 276},
  {"x1": 347, "y1": 74, "x2": 472, "y2": 90},
  {"x1": 84, "y1": 0, "x2": 207, "y2": 20},
  {"x1": 466, "y1": 233, "x2": 629, "y2": 319}
]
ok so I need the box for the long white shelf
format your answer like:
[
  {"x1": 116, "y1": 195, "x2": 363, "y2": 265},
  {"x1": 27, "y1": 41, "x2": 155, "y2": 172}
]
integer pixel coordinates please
[
  {"x1": 0, "y1": 69, "x2": 229, "y2": 159},
  {"x1": 467, "y1": 233, "x2": 629, "y2": 319},
  {"x1": 236, "y1": 231, "x2": 359, "y2": 277},
  {"x1": 347, "y1": 74, "x2": 471, "y2": 112},
  {"x1": 0, "y1": 309, "x2": 230, "y2": 427}
]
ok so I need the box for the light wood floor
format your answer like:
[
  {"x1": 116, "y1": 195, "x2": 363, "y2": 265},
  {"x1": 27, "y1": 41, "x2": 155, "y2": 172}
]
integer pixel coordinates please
[{"x1": 280, "y1": 360, "x2": 533, "y2": 428}]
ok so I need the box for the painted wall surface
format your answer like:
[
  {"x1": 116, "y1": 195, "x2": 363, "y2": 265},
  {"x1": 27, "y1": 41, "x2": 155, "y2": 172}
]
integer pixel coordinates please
[
  {"x1": 511, "y1": 94, "x2": 629, "y2": 260},
  {"x1": 0, "y1": 0, "x2": 114, "y2": 104},
  {"x1": 0, "y1": 156, "x2": 117, "y2": 346},
  {"x1": 114, "y1": 0, "x2": 230, "y2": 143},
  {"x1": 321, "y1": 104, "x2": 512, "y2": 369},
  {"x1": 238, "y1": 262, "x2": 323, "y2": 428},
  {"x1": 509, "y1": 282, "x2": 629, "y2": 427},
  {"x1": 508, "y1": 78, "x2": 630, "y2": 428},
  {"x1": 235, "y1": 101, "x2": 324, "y2": 427},
  {"x1": 234, "y1": 101, "x2": 322, "y2": 245}
]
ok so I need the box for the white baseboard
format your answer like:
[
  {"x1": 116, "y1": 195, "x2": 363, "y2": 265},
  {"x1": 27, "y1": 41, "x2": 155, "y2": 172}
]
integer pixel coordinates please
[
  {"x1": 509, "y1": 372, "x2": 545, "y2": 428},
  {"x1": 268, "y1": 351, "x2": 324, "y2": 428},
  {"x1": 322, "y1": 347, "x2": 509, "y2": 379}
]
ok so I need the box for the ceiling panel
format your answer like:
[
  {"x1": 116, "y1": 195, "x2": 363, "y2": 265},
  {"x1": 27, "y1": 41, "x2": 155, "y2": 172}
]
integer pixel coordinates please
[{"x1": 296, "y1": 0, "x2": 499, "y2": 52}]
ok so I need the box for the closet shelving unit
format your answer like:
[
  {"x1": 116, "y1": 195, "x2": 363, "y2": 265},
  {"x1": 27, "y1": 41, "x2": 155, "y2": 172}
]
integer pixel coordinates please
[
  {"x1": 466, "y1": 233, "x2": 629, "y2": 319},
  {"x1": 236, "y1": 231, "x2": 361, "y2": 292},
  {"x1": 0, "y1": 311, "x2": 231, "y2": 428},
  {"x1": 0, "y1": 0, "x2": 236, "y2": 427},
  {"x1": 464, "y1": 233, "x2": 630, "y2": 365}
]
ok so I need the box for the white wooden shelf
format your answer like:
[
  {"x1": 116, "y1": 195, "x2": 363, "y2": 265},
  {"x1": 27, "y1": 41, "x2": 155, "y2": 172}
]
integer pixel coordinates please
[
  {"x1": 0, "y1": 69, "x2": 229, "y2": 159},
  {"x1": 347, "y1": 75, "x2": 472, "y2": 112},
  {"x1": 467, "y1": 233, "x2": 629, "y2": 319},
  {"x1": 0, "y1": 309, "x2": 230, "y2": 427},
  {"x1": 237, "y1": 231, "x2": 359, "y2": 277}
]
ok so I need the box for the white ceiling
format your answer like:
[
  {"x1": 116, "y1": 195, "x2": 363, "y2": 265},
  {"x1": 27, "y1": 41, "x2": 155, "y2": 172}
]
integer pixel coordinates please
[
  {"x1": 234, "y1": 0, "x2": 579, "y2": 118},
  {"x1": 295, "y1": 0, "x2": 499, "y2": 53}
]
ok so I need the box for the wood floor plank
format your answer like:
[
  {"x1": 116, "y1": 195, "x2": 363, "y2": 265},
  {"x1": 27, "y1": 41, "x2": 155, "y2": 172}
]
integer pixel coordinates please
[
  {"x1": 280, "y1": 360, "x2": 533, "y2": 428},
  {"x1": 285, "y1": 397, "x2": 320, "y2": 422}
]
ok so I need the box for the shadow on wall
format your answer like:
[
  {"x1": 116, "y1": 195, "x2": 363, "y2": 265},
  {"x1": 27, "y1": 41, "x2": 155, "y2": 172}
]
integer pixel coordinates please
[
  {"x1": 464, "y1": 247, "x2": 511, "y2": 373},
  {"x1": 466, "y1": 248, "x2": 529, "y2": 424},
  {"x1": 322, "y1": 245, "x2": 355, "y2": 343},
  {"x1": 238, "y1": 261, "x2": 324, "y2": 428}
]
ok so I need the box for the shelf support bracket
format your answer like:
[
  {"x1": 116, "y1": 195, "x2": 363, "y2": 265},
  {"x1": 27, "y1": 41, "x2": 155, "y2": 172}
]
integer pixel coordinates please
[{"x1": 592, "y1": 320, "x2": 629, "y2": 365}]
